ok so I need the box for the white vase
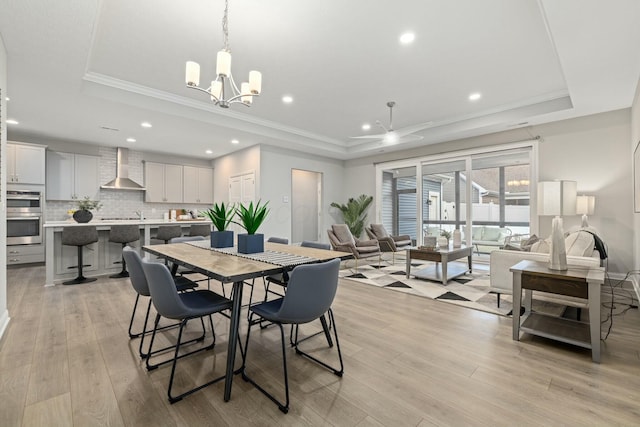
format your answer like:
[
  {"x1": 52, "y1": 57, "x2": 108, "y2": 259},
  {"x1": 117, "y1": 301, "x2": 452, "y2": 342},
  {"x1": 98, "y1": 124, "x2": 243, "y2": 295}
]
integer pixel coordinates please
[
  {"x1": 453, "y1": 229, "x2": 462, "y2": 247},
  {"x1": 437, "y1": 236, "x2": 449, "y2": 248},
  {"x1": 549, "y1": 216, "x2": 568, "y2": 270}
]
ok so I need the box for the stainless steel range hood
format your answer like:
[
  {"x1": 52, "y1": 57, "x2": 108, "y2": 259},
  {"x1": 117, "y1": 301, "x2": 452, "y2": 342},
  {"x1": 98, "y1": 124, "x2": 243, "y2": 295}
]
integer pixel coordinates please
[{"x1": 100, "y1": 147, "x2": 146, "y2": 190}]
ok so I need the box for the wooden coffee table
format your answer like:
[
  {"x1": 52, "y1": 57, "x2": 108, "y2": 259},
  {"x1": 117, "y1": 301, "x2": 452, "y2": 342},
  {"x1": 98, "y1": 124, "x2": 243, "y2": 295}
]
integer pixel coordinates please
[{"x1": 406, "y1": 245, "x2": 473, "y2": 284}]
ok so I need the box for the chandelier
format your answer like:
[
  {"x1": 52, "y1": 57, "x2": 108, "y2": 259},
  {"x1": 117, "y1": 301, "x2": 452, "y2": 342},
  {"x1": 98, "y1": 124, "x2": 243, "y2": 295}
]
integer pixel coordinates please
[{"x1": 185, "y1": 0, "x2": 262, "y2": 108}]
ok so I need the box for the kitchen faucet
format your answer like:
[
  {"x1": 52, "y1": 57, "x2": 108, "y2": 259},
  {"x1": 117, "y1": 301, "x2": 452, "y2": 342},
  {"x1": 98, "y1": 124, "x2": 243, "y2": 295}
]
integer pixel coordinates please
[{"x1": 135, "y1": 210, "x2": 144, "y2": 220}]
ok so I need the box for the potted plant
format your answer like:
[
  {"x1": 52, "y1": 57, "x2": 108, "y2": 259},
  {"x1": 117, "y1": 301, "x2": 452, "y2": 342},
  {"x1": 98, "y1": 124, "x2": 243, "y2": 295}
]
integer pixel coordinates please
[
  {"x1": 72, "y1": 196, "x2": 102, "y2": 223},
  {"x1": 203, "y1": 202, "x2": 235, "y2": 248},
  {"x1": 438, "y1": 229, "x2": 451, "y2": 248},
  {"x1": 330, "y1": 194, "x2": 373, "y2": 238},
  {"x1": 233, "y1": 200, "x2": 270, "y2": 254}
]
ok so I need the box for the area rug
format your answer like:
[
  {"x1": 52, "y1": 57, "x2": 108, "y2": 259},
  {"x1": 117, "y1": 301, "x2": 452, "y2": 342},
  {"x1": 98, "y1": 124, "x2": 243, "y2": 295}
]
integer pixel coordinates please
[{"x1": 339, "y1": 260, "x2": 565, "y2": 317}]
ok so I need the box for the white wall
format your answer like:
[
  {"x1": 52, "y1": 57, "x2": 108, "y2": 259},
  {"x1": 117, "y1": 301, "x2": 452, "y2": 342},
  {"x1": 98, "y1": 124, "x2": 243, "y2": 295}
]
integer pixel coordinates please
[
  {"x1": 260, "y1": 145, "x2": 344, "y2": 243},
  {"x1": 0, "y1": 34, "x2": 9, "y2": 339},
  {"x1": 631, "y1": 77, "x2": 640, "y2": 272},
  {"x1": 345, "y1": 110, "x2": 633, "y2": 274}
]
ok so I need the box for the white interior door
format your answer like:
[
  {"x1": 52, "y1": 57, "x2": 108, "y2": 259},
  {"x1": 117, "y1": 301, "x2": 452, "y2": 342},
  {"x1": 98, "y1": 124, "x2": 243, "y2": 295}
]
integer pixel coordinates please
[{"x1": 291, "y1": 169, "x2": 322, "y2": 243}]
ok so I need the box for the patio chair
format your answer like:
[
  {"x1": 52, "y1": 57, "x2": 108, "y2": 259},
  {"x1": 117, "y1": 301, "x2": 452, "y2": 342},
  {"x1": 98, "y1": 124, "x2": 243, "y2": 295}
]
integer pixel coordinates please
[
  {"x1": 327, "y1": 224, "x2": 380, "y2": 271},
  {"x1": 365, "y1": 223, "x2": 411, "y2": 264}
]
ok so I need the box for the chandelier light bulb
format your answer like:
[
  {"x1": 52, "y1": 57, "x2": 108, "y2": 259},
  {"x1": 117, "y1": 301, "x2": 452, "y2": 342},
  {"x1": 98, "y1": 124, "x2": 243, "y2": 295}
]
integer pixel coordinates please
[
  {"x1": 185, "y1": 61, "x2": 200, "y2": 86},
  {"x1": 216, "y1": 50, "x2": 231, "y2": 77},
  {"x1": 249, "y1": 70, "x2": 262, "y2": 94}
]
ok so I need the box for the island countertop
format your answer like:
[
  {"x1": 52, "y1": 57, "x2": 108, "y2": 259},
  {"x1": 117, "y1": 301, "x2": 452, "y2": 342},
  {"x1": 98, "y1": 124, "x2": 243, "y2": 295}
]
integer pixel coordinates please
[{"x1": 44, "y1": 218, "x2": 211, "y2": 227}]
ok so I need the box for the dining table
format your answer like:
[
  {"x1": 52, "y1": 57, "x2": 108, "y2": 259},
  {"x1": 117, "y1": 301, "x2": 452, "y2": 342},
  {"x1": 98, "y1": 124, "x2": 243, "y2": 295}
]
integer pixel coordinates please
[{"x1": 142, "y1": 240, "x2": 352, "y2": 402}]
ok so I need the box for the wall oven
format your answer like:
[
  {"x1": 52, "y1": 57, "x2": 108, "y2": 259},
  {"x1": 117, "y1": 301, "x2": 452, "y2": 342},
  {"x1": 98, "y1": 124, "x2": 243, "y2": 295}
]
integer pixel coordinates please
[{"x1": 7, "y1": 190, "x2": 43, "y2": 245}]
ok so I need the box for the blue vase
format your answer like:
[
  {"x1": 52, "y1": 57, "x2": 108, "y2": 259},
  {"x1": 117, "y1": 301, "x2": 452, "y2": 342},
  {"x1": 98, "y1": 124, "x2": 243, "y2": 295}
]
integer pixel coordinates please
[
  {"x1": 210, "y1": 230, "x2": 234, "y2": 248},
  {"x1": 237, "y1": 233, "x2": 264, "y2": 254}
]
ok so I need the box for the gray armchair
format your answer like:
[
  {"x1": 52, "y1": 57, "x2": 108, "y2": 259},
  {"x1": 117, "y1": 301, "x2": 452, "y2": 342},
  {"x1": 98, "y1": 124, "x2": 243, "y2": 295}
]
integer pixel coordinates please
[
  {"x1": 365, "y1": 223, "x2": 411, "y2": 255},
  {"x1": 327, "y1": 224, "x2": 380, "y2": 270}
]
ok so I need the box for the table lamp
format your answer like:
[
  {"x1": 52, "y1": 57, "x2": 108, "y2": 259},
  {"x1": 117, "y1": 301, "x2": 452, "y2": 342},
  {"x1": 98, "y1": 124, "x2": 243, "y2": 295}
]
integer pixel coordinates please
[
  {"x1": 576, "y1": 195, "x2": 595, "y2": 228},
  {"x1": 537, "y1": 180, "x2": 577, "y2": 270}
]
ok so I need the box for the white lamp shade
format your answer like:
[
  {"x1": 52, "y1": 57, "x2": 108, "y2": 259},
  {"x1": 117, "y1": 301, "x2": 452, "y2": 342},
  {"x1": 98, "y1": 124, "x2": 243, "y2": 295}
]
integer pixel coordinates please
[
  {"x1": 249, "y1": 70, "x2": 262, "y2": 94},
  {"x1": 210, "y1": 80, "x2": 222, "y2": 101},
  {"x1": 185, "y1": 61, "x2": 200, "y2": 86},
  {"x1": 216, "y1": 50, "x2": 231, "y2": 77},
  {"x1": 576, "y1": 195, "x2": 595, "y2": 215},
  {"x1": 241, "y1": 82, "x2": 252, "y2": 104},
  {"x1": 537, "y1": 180, "x2": 577, "y2": 216}
]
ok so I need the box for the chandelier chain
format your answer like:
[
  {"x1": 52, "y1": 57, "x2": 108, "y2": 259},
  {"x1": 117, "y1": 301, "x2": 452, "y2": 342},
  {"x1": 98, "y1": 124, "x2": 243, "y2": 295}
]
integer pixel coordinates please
[{"x1": 222, "y1": 0, "x2": 230, "y2": 52}]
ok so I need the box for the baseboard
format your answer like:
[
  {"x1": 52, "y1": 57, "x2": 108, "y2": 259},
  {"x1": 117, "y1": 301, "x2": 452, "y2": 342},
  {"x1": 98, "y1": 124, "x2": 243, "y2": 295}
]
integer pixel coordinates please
[{"x1": 0, "y1": 309, "x2": 10, "y2": 342}]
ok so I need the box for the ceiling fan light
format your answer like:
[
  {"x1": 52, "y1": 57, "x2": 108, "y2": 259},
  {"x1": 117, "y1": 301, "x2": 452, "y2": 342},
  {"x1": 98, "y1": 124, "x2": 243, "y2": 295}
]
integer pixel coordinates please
[
  {"x1": 384, "y1": 132, "x2": 399, "y2": 144},
  {"x1": 249, "y1": 70, "x2": 262, "y2": 94},
  {"x1": 216, "y1": 50, "x2": 231, "y2": 77},
  {"x1": 185, "y1": 61, "x2": 200, "y2": 86}
]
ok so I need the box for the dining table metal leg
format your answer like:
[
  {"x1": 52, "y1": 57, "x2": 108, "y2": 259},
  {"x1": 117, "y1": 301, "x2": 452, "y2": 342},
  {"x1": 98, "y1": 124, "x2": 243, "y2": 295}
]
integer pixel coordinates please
[{"x1": 224, "y1": 280, "x2": 244, "y2": 401}]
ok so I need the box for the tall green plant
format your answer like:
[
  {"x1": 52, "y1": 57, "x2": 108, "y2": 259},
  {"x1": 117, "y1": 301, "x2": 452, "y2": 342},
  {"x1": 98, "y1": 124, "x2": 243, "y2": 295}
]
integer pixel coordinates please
[
  {"x1": 233, "y1": 200, "x2": 270, "y2": 235},
  {"x1": 330, "y1": 194, "x2": 373, "y2": 238},
  {"x1": 203, "y1": 202, "x2": 235, "y2": 231}
]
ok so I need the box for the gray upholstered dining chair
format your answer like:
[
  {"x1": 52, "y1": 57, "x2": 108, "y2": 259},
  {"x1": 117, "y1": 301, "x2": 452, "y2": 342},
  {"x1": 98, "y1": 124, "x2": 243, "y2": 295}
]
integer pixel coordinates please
[
  {"x1": 247, "y1": 236, "x2": 290, "y2": 312},
  {"x1": 122, "y1": 247, "x2": 199, "y2": 362},
  {"x1": 241, "y1": 258, "x2": 344, "y2": 414},
  {"x1": 141, "y1": 257, "x2": 233, "y2": 404}
]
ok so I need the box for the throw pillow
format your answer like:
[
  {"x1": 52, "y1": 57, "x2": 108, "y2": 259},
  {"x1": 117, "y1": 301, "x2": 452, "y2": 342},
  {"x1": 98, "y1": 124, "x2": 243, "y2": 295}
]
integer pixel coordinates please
[
  {"x1": 565, "y1": 231, "x2": 595, "y2": 257},
  {"x1": 521, "y1": 234, "x2": 539, "y2": 252},
  {"x1": 370, "y1": 223, "x2": 388, "y2": 239},
  {"x1": 332, "y1": 224, "x2": 355, "y2": 245},
  {"x1": 531, "y1": 238, "x2": 551, "y2": 254}
]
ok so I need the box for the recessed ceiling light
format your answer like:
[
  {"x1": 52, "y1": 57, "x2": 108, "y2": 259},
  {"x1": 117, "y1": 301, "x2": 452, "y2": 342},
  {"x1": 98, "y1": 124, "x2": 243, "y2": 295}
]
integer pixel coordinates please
[
  {"x1": 141, "y1": 122, "x2": 152, "y2": 128},
  {"x1": 205, "y1": 149, "x2": 213, "y2": 154},
  {"x1": 231, "y1": 139, "x2": 239, "y2": 144},
  {"x1": 468, "y1": 93, "x2": 481, "y2": 101},
  {"x1": 126, "y1": 137, "x2": 136, "y2": 143},
  {"x1": 6, "y1": 119, "x2": 19, "y2": 125},
  {"x1": 282, "y1": 95, "x2": 293, "y2": 104},
  {"x1": 362, "y1": 123, "x2": 371, "y2": 131},
  {"x1": 5, "y1": 97, "x2": 10, "y2": 101},
  {"x1": 400, "y1": 32, "x2": 415, "y2": 44}
]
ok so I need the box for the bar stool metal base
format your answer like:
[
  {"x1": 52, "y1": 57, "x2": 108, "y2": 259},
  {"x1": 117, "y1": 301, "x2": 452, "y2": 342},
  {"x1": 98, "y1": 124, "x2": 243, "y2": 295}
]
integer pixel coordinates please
[
  {"x1": 109, "y1": 270, "x2": 130, "y2": 278},
  {"x1": 63, "y1": 276, "x2": 97, "y2": 285}
]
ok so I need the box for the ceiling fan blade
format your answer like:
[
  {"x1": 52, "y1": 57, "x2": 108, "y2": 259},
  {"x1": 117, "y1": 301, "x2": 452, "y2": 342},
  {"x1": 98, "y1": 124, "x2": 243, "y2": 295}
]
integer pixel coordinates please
[
  {"x1": 392, "y1": 121, "x2": 434, "y2": 137},
  {"x1": 349, "y1": 133, "x2": 387, "y2": 140}
]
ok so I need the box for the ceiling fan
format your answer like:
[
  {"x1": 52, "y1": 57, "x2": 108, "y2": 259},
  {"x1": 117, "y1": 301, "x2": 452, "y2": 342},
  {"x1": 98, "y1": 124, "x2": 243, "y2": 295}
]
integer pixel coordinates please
[{"x1": 350, "y1": 101, "x2": 432, "y2": 145}]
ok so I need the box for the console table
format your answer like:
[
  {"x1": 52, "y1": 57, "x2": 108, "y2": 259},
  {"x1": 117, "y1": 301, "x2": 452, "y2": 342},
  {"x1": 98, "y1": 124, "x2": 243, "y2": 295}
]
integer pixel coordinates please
[{"x1": 510, "y1": 260, "x2": 604, "y2": 363}]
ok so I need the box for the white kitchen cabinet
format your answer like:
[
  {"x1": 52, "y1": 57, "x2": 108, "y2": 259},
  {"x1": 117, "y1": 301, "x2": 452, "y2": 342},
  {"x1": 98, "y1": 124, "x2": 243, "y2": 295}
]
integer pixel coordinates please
[
  {"x1": 46, "y1": 151, "x2": 100, "y2": 201},
  {"x1": 183, "y1": 166, "x2": 214, "y2": 204},
  {"x1": 7, "y1": 142, "x2": 46, "y2": 184},
  {"x1": 144, "y1": 161, "x2": 183, "y2": 203}
]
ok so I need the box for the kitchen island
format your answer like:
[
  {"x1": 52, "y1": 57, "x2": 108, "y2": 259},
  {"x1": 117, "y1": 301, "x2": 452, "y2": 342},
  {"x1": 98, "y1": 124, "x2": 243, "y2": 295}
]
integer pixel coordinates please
[{"x1": 43, "y1": 219, "x2": 211, "y2": 285}]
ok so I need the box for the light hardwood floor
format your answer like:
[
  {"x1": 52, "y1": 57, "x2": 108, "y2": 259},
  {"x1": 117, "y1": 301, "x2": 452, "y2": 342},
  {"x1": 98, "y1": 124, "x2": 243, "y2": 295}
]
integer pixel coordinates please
[{"x1": 1, "y1": 263, "x2": 639, "y2": 426}]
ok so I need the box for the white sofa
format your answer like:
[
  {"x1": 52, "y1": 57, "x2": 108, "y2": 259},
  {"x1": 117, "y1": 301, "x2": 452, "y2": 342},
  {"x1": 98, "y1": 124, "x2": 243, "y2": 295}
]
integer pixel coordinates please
[{"x1": 489, "y1": 231, "x2": 601, "y2": 309}]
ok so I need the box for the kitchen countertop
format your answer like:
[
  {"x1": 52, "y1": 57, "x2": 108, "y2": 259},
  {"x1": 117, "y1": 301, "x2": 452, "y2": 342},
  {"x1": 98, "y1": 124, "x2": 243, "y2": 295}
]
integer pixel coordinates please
[{"x1": 44, "y1": 218, "x2": 211, "y2": 227}]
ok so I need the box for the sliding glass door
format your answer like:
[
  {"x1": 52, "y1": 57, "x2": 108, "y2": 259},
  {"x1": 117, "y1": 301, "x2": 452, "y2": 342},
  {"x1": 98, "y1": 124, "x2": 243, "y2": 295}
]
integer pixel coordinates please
[{"x1": 376, "y1": 143, "x2": 534, "y2": 253}]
